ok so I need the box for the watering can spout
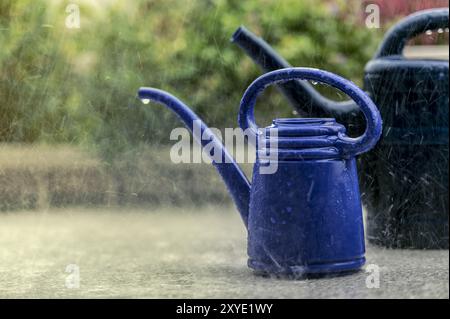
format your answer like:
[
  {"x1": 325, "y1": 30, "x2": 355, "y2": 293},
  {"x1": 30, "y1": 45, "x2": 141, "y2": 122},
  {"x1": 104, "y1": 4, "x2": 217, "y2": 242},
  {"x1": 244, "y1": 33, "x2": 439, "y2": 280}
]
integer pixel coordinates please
[
  {"x1": 231, "y1": 26, "x2": 360, "y2": 117},
  {"x1": 138, "y1": 87, "x2": 251, "y2": 227}
]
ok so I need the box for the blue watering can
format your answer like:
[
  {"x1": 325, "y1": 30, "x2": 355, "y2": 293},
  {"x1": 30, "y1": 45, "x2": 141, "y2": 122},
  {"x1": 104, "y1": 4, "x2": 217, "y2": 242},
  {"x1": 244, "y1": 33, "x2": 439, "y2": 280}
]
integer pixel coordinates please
[
  {"x1": 138, "y1": 68, "x2": 382, "y2": 276},
  {"x1": 232, "y1": 8, "x2": 449, "y2": 249}
]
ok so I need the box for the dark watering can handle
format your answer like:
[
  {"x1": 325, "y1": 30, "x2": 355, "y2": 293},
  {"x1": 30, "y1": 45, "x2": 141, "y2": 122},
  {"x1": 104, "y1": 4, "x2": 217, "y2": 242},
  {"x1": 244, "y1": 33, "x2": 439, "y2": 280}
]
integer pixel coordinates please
[
  {"x1": 239, "y1": 67, "x2": 382, "y2": 156},
  {"x1": 375, "y1": 8, "x2": 449, "y2": 58}
]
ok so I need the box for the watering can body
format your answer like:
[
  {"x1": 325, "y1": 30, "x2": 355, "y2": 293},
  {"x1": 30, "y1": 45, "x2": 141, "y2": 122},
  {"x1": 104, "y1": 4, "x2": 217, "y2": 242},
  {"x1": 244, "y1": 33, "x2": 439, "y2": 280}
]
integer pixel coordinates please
[
  {"x1": 363, "y1": 46, "x2": 449, "y2": 248},
  {"x1": 232, "y1": 8, "x2": 449, "y2": 249},
  {"x1": 248, "y1": 153, "x2": 366, "y2": 274},
  {"x1": 138, "y1": 68, "x2": 382, "y2": 276}
]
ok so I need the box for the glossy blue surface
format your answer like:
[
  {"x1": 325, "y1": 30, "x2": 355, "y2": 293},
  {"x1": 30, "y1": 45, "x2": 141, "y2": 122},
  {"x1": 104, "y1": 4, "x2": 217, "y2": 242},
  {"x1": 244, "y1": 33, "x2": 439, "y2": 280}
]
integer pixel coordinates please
[
  {"x1": 138, "y1": 67, "x2": 382, "y2": 276},
  {"x1": 239, "y1": 68, "x2": 381, "y2": 275},
  {"x1": 248, "y1": 159, "x2": 366, "y2": 275}
]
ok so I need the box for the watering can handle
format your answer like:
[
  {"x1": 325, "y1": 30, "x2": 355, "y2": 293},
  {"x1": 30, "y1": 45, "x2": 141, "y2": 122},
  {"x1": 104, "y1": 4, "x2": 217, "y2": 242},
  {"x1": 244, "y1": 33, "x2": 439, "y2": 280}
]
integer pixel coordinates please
[
  {"x1": 239, "y1": 67, "x2": 382, "y2": 156},
  {"x1": 374, "y1": 8, "x2": 449, "y2": 58}
]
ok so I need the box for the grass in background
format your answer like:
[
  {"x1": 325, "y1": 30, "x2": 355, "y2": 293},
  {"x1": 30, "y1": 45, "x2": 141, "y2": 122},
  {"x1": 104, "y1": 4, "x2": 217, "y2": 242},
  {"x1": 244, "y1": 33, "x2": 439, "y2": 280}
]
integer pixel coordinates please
[
  {"x1": 1, "y1": 0, "x2": 383, "y2": 159},
  {"x1": 0, "y1": 143, "x2": 255, "y2": 211}
]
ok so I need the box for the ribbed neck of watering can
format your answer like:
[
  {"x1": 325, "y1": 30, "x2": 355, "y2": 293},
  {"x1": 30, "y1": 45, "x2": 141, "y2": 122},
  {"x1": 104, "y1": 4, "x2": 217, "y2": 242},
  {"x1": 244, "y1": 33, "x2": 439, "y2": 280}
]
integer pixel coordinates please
[{"x1": 259, "y1": 118, "x2": 346, "y2": 160}]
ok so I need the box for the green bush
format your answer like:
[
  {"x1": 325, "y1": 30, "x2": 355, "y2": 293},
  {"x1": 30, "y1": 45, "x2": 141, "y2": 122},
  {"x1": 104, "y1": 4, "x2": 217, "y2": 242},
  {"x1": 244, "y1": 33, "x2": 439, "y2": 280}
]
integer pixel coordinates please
[{"x1": 0, "y1": 0, "x2": 383, "y2": 158}]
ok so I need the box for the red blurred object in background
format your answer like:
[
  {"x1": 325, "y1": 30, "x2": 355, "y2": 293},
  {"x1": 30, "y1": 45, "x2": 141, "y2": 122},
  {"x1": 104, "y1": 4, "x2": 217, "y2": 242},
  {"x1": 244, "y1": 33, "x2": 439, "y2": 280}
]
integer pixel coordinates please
[
  {"x1": 362, "y1": 0, "x2": 449, "y2": 44},
  {"x1": 363, "y1": 0, "x2": 448, "y2": 20}
]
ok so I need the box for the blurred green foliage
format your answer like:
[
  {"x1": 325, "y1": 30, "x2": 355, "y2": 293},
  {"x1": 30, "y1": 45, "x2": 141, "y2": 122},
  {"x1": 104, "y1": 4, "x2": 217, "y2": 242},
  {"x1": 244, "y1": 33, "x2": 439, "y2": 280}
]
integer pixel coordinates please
[{"x1": 0, "y1": 0, "x2": 383, "y2": 158}]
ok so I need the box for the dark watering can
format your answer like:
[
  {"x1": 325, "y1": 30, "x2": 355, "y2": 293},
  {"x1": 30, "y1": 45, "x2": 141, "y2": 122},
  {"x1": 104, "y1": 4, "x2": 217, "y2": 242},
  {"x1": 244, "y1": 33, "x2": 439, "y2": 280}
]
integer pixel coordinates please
[
  {"x1": 232, "y1": 8, "x2": 449, "y2": 249},
  {"x1": 138, "y1": 67, "x2": 382, "y2": 276}
]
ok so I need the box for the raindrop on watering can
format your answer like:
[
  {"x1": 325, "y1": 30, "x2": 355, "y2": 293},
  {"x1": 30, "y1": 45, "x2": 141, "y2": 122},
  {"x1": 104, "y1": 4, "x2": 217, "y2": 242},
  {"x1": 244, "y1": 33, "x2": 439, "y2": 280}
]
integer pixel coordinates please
[{"x1": 141, "y1": 99, "x2": 151, "y2": 104}]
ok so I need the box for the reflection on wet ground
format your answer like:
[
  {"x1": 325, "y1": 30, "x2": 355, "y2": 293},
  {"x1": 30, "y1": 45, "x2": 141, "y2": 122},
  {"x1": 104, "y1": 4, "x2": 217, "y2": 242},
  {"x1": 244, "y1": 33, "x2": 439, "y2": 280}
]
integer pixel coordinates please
[{"x1": 0, "y1": 207, "x2": 448, "y2": 298}]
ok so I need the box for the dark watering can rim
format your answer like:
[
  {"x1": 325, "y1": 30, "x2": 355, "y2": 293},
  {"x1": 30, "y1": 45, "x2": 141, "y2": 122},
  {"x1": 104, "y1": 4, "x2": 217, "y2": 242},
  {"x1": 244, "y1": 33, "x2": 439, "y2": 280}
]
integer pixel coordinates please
[
  {"x1": 365, "y1": 58, "x2": 449, "y2": 73},
  {"x1": 266, "y1": 119, "x2": 346, "y2": 138},
  {"x1": 271, "y1": 118, "x2": 336, "y2": 125},
  {"x1": 261, "y1": 118, "x2": 347, "y2": 160}
]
